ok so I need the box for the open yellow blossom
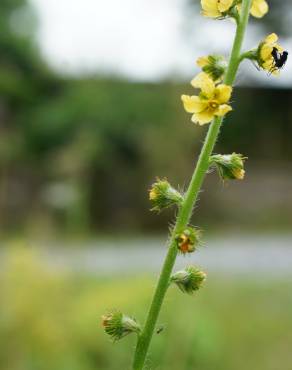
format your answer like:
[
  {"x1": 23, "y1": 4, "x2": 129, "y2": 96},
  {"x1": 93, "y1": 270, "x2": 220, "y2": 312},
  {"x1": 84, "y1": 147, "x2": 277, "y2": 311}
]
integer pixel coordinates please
[
  {"x1": 181, "y1": 72, "x2": 232, "y2": 125},
  {"x1": 258, "y1": 33, "x2": 284, "y2": 74},
  {"x1": 201, "y1": 0, "x2": 234, "y2": 18},
  {"x1": 250, "y1": 0, "x2": 268, "y2": 18},
  {"x1": 237, "y1": 0, "x2": 268, "y2": 18}
]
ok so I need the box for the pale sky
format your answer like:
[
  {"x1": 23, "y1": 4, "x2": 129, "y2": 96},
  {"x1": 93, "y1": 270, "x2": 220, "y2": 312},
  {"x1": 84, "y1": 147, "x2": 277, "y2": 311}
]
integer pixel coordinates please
[{"x1": 30, "y1": 0, "x2": 291, "y2": 86}]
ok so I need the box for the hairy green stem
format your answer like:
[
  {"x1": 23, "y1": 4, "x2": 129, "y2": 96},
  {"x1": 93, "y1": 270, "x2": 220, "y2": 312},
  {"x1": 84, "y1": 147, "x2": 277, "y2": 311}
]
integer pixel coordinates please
[{"x1": 132, "y1": 1, "x2": 252, "y2": 369}]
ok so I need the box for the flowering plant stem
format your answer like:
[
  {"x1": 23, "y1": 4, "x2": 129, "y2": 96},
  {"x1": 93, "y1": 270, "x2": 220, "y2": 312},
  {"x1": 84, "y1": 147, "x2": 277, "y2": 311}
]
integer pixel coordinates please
[{"x1": 132, "y1": 1, "x2": 252, "y2": 369}]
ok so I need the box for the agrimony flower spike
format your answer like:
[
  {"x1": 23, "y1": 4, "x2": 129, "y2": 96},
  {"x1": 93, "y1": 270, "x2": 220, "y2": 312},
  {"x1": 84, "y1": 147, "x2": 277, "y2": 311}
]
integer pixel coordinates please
[
  {"x1": 210, "y1": 153, "x2": 246, "y2": 180},
  {"x1": 181, "y1": 72, "x2": 232, "y2": 125},
  {"x1": 102, "y1": 311, "x2": 141, "y2": 341},
  {"x1": 171, "y1": 266, "x2": 207, "y2": 295},
  {"x1": 197, "y1": 55, "x2": 227, "y2": 82},
  {"x1": 175, "y1": 226, "x2": 202, "y2": 254},
  {"x1": 149, "y1": 178, "x2": 183, "y2": 212}
]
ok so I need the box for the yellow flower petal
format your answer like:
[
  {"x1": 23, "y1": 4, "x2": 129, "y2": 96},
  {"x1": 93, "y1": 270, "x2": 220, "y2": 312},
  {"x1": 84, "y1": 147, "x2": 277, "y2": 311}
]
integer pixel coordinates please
[
  {"x1": 181, "y1": 95, "x2": 208, "y2": 114},
  {"x1": 201, "y1": 0, "x2": 221, "y2": 17},
  {"x1": 262, "y1": 59, "x2": 273, "y2": 70},
  {"x1": 196, "y1": 56, "x2": 209, "y2": 68},
  {"x1": 214, "y1": 85, "x2": 232, "y2": 104},
  {"x1": 271, "y1": 70, "x2": 280, "y2": 76},
  {"x1": 260, "y1": 44, "x2": 273, "y2": 61},
  {"x1": 215, "y1": 104, "x2": 232, "y2": 117},
  {"x1": 191, "y1": 109, "x2": 215, "y2": 125},
  {"x1": 217, "y1": 0, "x2": 234, "y2": 13},
  {"x1": 265, "y1": 33, "x2": 278, "y2": 44},
  {"x1": 232, "y1": 168, "x2": 245, "y2": 180},
  {"x1": 262, "y1": 59, "x2": 280, "y2": 75},
  {"x1": 191, "y1": 72, "x2": 215, "y2": 98},
  {"x1": 251, "y1": 0, "x2": 269, "y2": 18}
]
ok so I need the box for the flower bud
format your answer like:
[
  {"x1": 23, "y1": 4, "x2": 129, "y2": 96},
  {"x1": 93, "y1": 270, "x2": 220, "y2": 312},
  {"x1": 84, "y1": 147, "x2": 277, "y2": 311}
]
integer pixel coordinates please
[
  {"x1": 101, "y1": 311, "x2": 141, "y2": 341},
  {"x1": 149, "y1": 178, "x2": 183, "y2": 212},
  {"x1": 175, "y1": 226, "x2": 202, "y2": 254},
  {"x1": 210, "y1": 153, "x2": 246, "y2": 180},
  {"x1": 171, "y1": 266, "x2": 206, "y2": 295},
  {"x1": 196, "y1": 55, "x2": 227, "y2": 82}
]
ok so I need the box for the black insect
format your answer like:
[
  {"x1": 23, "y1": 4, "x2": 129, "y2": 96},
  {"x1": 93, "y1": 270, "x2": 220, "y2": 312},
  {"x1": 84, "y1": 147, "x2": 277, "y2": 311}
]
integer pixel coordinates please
[
  {"x1": 156, "y1": 325, "x2": 164, "y2": 334},
  {"x1": 270, "y1": 47, "x2": 288, "y2": 74}
]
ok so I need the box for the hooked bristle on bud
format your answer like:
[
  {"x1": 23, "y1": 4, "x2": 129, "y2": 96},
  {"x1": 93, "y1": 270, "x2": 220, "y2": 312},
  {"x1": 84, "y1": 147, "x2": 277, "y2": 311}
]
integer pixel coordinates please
[
  {"x1": 101, "y1": 311, "x2": 141, "y2": 341},
  {"x1": 196, "y1": 55, "x2": 227, "y2": 82},
  {"x1": 210, "y1": 153, "x2": 247, "y2": 180},
  {"x1": 149, "y1": 178, "x2": 184, "y2": 213},
  {"x1": 171, "y1": 266, "x2": 207, "y2": 295},
  {"x1": 175, "y1": 226, "x2": 202, "y2": 254}
]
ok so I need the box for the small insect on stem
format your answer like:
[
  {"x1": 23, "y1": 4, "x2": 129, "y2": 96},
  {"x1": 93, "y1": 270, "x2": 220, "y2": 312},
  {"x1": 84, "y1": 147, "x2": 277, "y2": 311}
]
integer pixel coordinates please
[
  {"x1": 156, "y1": 325, "x2": 165, "y2": 334},
  {"x1": 269, "y1": 47, "x2": 288, "y2": 74}
]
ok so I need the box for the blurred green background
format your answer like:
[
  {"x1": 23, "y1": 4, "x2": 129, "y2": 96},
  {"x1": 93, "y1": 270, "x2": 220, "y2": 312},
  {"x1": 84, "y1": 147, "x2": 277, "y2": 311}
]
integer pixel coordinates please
[{"x1": 0, "y1": 0, "x2": 292, "y2": 369}]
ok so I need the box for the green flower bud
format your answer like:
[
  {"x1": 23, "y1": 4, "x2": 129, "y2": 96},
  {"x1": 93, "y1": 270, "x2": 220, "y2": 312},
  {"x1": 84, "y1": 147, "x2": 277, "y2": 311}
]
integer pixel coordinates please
[
  {"x1": 149, "y1": 178, "x2": 183, "y2": 213},
  {"x1": 196, "y1": 55, "x2": 227, "y2": 82},
  {"x1": 171, "y1": 266, "x2": 206, "y2": 295},
  {"x1": 102, "y1": 311, "x2": 141, "y2": 341},
  {"x1": 175, "y1": 226, "x2": 202, "y2": 254},
  {"x1": 210, "y1": 153, "x2": 247, "y2": 180}
]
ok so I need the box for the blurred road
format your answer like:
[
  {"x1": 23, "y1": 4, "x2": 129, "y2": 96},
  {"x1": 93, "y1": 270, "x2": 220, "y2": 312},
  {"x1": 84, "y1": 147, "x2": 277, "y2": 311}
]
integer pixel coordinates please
[{"x1": 8, "y1": 234, "x2": 291, "y2": 277}]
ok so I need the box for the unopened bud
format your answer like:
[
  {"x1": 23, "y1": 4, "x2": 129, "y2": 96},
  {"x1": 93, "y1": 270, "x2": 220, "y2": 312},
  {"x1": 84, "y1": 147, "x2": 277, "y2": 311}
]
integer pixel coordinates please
[
  {"x1": 196, "y1": 55, "x2": 227, "y2": 81},
  {"x1": 210, "y1": 153, "x2": 246, "y2": 180},
  {"x1": 149, "y1": 178, "x2": 183, "y2": 212},
  {"x1": 171, "y1": 266, "x2": 206, "y2": 295},
  {"x1": 175, "y1": 226, "x2": 202, "y2": 254},
  {"x1": 101, "y1": 311, "x2": 141, "y2": 341}
]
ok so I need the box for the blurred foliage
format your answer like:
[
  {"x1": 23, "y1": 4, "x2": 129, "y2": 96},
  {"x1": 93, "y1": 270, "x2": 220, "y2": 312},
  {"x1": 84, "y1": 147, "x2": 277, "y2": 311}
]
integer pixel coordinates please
[
  {"x1": 0, "y1": 0, "x2": 292, "y2": 236},
  {"x1": 1, "y1": 246, "x2": 292, "y2": 370}
]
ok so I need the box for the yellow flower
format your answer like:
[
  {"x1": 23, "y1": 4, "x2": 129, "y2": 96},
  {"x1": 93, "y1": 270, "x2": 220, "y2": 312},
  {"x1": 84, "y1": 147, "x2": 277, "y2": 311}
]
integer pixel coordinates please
[
  {"x1": 250, "y1": 0, "x2": 269, "y2": 18},
  {"x1": 258, "y1": 33, "x2": 284, "y2": 74},
  {"x1": 201, "y1": 0, "x2": 234, "y2": 18},
  {"x1": 181, "y1": 72, "x2": 232, "y2": 125},
  {"x1": 237, "y1": 0, "x2": 268, "y2": 18}
]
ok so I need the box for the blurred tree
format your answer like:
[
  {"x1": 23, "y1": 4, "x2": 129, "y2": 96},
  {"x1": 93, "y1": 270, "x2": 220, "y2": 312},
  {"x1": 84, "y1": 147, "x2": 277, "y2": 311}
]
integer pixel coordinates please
[
  {"x1": 0, "y1": 0, "x2": 62, "y2": 233},
  {"x1": 0, "y1": 0, "x2": 291, "y2": 236}
]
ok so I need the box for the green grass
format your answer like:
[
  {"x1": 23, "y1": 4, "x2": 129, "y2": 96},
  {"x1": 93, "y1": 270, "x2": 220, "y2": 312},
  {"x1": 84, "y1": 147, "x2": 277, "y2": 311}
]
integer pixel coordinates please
[{"x1": 1, "y1": 247, "x2": 292, "y2": 370}]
